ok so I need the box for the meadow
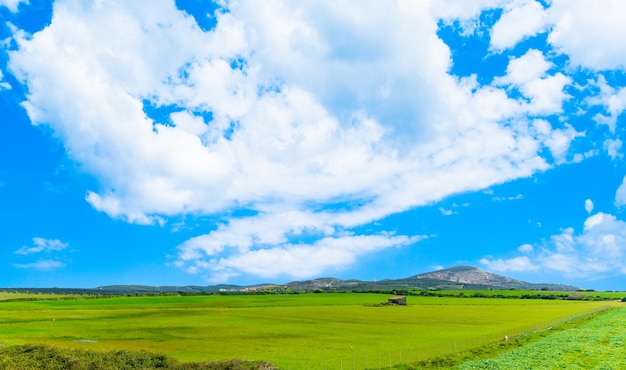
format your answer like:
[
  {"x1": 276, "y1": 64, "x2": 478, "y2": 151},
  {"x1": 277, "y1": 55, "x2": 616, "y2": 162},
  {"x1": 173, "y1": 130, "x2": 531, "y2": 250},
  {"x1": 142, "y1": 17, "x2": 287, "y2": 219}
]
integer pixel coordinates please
[
  {"x1": 0, "y1": 293, "x2": 617, "y2": 369},
  {"x1": 458, "y1": 307, "x2": 626, "y2": 369}
]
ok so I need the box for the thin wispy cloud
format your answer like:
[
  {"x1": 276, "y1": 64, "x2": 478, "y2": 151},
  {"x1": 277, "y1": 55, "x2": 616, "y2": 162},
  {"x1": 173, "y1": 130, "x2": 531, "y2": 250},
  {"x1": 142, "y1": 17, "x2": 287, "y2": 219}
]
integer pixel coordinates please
[
  {"x1": 14, "y1": 237, "x2": 68, "y2": 255},
  {"x1": 14, "y1": 260, "x2": 65, "y2": 271}
]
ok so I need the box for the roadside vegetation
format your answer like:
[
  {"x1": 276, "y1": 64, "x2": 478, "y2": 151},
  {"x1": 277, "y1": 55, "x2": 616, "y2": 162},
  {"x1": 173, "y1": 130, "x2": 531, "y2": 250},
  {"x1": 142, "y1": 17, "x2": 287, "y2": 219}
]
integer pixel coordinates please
[
  {"x1": 387, "y1": 307, "x2": 620, "y2": 369},
  {"x1": 0, "y1": 344, "x2": 275, "y2": 370},
  {"x1": 0, "y1": 292, "x2": 89, "y2": 302},
  {"x1": 456, "y1": 307, "x2": 626, "y2": 369}
]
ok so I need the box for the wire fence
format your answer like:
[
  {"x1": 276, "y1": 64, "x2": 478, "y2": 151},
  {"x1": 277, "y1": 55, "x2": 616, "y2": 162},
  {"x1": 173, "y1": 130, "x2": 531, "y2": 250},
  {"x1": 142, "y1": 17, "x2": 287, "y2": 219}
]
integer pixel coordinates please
[{"x1": 275, "y1": 305, "x2": 612, "y2": 370}]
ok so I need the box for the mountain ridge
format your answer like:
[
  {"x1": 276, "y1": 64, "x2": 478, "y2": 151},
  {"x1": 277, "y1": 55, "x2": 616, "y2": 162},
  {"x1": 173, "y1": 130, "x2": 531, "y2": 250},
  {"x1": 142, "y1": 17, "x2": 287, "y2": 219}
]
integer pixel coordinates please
[
  {"x1": 98, "y1": 265, "x2": 579, "y2": 293},
  {"x1": 1, "y1": 266, "x2": 581, "y2": 294}
]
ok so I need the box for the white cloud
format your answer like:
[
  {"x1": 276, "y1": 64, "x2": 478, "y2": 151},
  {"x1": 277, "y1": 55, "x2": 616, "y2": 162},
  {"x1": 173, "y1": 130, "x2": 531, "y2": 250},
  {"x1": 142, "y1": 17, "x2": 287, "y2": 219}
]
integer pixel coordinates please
[
  {"x1": 0, "y1": 70, "x2": 11, "y2": 90},
  {"x1": 492, "y1": 193, "x2": 523, "y2": 201},
  {"x1": 13, "y1": 260, "x2": 65, "y2": 270},
  {"x1": 518, "y1": 243, "x2": 534, "y2": 253},
  {"x1": 194, "y1": 234, "x2": 422, "y2": 281},
  {"x1": 529, "y1": 119, "x2": 582, "y2": 164},
  {"x1": 585, "y1": 199, "x2": 594, "y2": 214},
  {"x1": 494, "y1": 49, "x2": 573, "y2": 117},
  {"x1": 0, "y1": 0, "x2": 27, "y2": 12},
  {"x1": 479, "y1": 256, "x2": 538, "y2": 272},
  {"x1": 494, "y1": 49, "x2": 551, "y2": 86},
  {"x1": 604, "y1": 138, "x2": 622, "y2": 160},
  {"x1": 7, "y1": 1, "x2": 583, "y2": 281},
  {"x1": 439, "y1": 207, "x2": 456, "y2": 216},
  {"x1": 615, "y1": 176, "x2": 626, "y2": 208},
  {"x1": 14, "y1": 237, "x2": 69, "y2": 255},
  {"x1": 520, "y1": 73, "x2": 571, "y2": 115},
  {"x1": 587, "y1": 76, "x2": 626, "y2": 133},
  {"x1": 482, "y1": 212, "x2": 626, "y2": 278},
  {"x1": 547, "y1": 0, "x2": 626, "y2": 71},
  {"x1": 490, "y1": 0, "x2": 547, "y2": 52}
]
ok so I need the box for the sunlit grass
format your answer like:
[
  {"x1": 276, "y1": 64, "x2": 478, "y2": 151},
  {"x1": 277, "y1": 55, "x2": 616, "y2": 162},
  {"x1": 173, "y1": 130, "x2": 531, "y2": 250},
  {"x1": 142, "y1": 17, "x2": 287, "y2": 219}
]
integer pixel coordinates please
[
  {"x1": 457, "y1": 307, "x2": 626, "y2": 369},
  {"x1": 0, "y1": 293, "x2": 613, "y2": 368}
]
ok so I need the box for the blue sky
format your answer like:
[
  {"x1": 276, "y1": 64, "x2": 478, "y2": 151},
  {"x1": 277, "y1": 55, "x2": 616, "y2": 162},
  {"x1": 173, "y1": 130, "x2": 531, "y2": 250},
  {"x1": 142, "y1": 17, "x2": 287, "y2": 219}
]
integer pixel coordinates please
[{"x1": 2, "y1": 0, "x2": 626, "y2": 290}]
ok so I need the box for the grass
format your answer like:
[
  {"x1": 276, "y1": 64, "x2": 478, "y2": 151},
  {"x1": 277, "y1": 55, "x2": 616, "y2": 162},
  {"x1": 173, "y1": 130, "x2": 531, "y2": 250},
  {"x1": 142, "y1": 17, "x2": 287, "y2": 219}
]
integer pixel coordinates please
[
  {"x1": 0, "y1": 292, "x2": 87, "y2": 302},
  {"x1": 456, "y1": 307, "x2": 626, "y2": 369},
  {"x1": 0, "y1": 344, "x2": 276, "y2": 370},
  {"x1": 0, "y1": 293, "x2": 616, "y2": 368},
  {"x1": 387, "y1": 307, "x2": 618, "y2": 369}
]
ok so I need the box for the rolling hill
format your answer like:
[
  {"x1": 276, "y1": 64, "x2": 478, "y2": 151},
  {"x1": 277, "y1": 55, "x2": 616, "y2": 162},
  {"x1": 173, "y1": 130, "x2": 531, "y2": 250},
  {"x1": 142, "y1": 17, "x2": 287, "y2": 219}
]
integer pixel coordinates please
[{"x1": 1, "y1": 266, "x2": 580, "y2": 294}]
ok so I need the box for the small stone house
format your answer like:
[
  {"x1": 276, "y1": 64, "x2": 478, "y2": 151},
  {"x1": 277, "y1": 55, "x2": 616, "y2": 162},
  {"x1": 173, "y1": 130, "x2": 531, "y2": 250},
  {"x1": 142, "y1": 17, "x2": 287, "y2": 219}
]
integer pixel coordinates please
[{"x1": 388, "y1": 296, "x2": 407, "y2": 305}]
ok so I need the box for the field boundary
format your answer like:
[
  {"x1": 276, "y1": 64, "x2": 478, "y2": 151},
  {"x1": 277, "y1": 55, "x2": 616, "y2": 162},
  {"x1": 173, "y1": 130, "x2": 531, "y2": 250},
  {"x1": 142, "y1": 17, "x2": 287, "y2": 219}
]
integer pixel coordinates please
[{"x1": 276, "y1": 305, "x2": 613, "y2": 370}]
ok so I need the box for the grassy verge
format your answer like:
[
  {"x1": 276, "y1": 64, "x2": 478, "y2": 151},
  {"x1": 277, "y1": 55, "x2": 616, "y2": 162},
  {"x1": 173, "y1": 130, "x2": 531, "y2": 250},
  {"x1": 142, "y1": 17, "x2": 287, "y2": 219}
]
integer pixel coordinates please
[
  {"x1": 388, "y1": 307, "x2": 620, "y2": 369},
  {"x1": 456, "y1": 307, "x2": 626, "y2": 369},
  {"x1": 0, "y1": 344, "x2": 276, "y2": 370}
]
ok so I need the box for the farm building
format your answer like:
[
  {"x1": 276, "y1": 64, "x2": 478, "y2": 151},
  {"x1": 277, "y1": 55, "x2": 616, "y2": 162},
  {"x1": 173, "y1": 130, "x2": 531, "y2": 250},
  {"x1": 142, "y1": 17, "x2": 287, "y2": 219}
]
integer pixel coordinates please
[{"x1": 388, "y1": 296, "x2": 407, "y2": 305}]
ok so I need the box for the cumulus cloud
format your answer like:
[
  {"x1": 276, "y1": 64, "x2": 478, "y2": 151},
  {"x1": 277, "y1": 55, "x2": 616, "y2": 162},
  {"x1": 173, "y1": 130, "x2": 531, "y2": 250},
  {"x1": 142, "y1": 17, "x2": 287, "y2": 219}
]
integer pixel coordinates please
[
  {"x1": 0, "y1": 0, "x2": 27, "y2": 13},
  {"x1": 518, "y1": 243, "x2": 534, "y2": 253},
  {"x1": 604, "y1": 138, "x2": 623, "y2": 160},
  {"x1": 585, "y1": 199, "x2": 594, "y2": 214},
  {"x1": 547, "y1": 0, "x2": 626, "y2": 71},
  {"x1": 494, "y1": 49, "x2": 551, "y2": 86},
  {"x1": 584, "y1": 75, "x2": 626, "y2": 161},
  {"x1": 616, "y1": 177, "x2": 626, "y2": 208},
  {"x1": 479, "y1": 256, "x2": 538, "y2": 272},
  {"x1": 490, "y1": 0, "x2": 547, "y2": 52},
  {"x1": 494, "y1": 49, "x2": 573, "y2": 116},
  {"x1": 5, "y1": 0, "x2": 598, "y2": 281},
  {"x1": 0, "y1": 70, "x2": 11, "y2": 90},
  {"x1": 481, "y1": 212, "x2": 626, "y2": 279},
  {"x1": 14, "y1": 237, "x2": 69, "y2": 255},
  {"x1": 184, "y1": 233, "x2": 423, "y2": 282}
]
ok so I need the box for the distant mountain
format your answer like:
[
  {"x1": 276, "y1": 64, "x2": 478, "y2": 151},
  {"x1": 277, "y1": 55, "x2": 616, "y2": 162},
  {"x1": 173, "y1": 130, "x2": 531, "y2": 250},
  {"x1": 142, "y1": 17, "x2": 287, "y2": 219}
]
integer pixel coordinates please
[
  {"x1": 411, "y1": 266, "x2": 578, "y2": 291},
  {"x1": 1, "y1": 266, "x2": 579, "y2": 295},
  {"x1": 261, "y1": 266, "x2": 579, "y2": 292}
]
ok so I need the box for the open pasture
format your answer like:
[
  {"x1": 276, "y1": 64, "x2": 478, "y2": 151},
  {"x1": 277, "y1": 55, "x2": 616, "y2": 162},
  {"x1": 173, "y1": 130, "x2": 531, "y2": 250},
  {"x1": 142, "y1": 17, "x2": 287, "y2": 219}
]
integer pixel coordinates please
[
  {"x1": 458, "y1": 307, "x2": 626, "y2": 369},
  {"x1": 0, "y1": 293, "x2": 613, "y2": 368}
]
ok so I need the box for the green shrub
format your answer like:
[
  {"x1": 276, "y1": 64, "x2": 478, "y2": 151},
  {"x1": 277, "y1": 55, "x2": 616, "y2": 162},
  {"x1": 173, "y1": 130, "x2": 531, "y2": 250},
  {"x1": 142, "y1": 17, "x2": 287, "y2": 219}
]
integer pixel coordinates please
[{"x1": 0, "y1": 344, "x2": 275, "y2": 370}]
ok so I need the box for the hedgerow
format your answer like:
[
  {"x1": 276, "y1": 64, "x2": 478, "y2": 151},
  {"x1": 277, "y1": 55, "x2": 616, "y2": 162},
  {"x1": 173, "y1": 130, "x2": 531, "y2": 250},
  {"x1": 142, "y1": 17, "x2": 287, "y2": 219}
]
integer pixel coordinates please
[{"x1": 0, "y1": 344, "x2": 276, "y2": 370}]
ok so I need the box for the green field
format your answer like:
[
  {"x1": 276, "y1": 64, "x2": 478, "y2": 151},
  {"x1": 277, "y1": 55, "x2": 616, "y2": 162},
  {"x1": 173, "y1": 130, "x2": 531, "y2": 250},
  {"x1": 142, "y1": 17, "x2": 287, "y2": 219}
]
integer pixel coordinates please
[
  {"x1": 458, "y1": 307, "x2": 626, "y2": 369},
  {"x1": 0, "y1": 293, "x2": 616, "y2": 368}
]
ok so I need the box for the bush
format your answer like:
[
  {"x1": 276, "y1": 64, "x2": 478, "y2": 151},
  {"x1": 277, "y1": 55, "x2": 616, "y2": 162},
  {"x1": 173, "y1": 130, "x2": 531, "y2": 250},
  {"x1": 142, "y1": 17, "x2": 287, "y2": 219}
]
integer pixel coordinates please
[{"x1": 0, "y1": 344, "x2": 276, "y2": 370}]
